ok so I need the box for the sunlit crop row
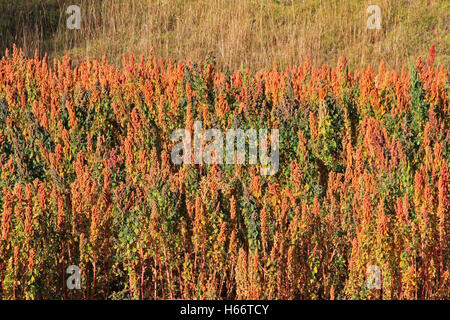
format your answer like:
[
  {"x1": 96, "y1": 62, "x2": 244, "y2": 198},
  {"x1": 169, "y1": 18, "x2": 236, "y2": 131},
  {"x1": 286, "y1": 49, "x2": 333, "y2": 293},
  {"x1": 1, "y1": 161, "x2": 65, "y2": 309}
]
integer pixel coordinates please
[{"x1": 0, "y1": 46, "x2": 448, "y2": 299}]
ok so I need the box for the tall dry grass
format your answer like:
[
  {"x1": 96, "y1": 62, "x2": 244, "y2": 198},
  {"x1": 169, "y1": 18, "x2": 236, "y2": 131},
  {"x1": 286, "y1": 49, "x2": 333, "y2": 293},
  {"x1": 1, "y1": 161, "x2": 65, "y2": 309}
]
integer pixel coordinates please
[{"x1": 3, "y1": 0, "x2": 450, "y2": 70}]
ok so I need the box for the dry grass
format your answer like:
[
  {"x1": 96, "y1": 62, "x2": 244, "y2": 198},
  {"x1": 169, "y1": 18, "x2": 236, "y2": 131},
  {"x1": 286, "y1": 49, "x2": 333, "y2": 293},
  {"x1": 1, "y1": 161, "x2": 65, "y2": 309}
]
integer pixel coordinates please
[{"x1": 5, "y1": 0, "x2": 450, "y2": 70}]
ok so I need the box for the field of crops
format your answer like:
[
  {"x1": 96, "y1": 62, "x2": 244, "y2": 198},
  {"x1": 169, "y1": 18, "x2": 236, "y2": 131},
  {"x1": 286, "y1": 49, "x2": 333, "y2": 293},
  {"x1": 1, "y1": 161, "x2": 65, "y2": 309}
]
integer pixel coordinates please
[{"x1": 0, "y1": 46, "x2": 448, "y2": 299}]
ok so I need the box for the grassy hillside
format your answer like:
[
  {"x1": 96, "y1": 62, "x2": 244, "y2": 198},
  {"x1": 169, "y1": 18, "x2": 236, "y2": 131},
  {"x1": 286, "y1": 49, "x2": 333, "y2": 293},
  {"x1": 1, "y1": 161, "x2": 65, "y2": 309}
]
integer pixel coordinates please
[{"x1": 1, "y1": 0, "x2": 449, "y2": 71}]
